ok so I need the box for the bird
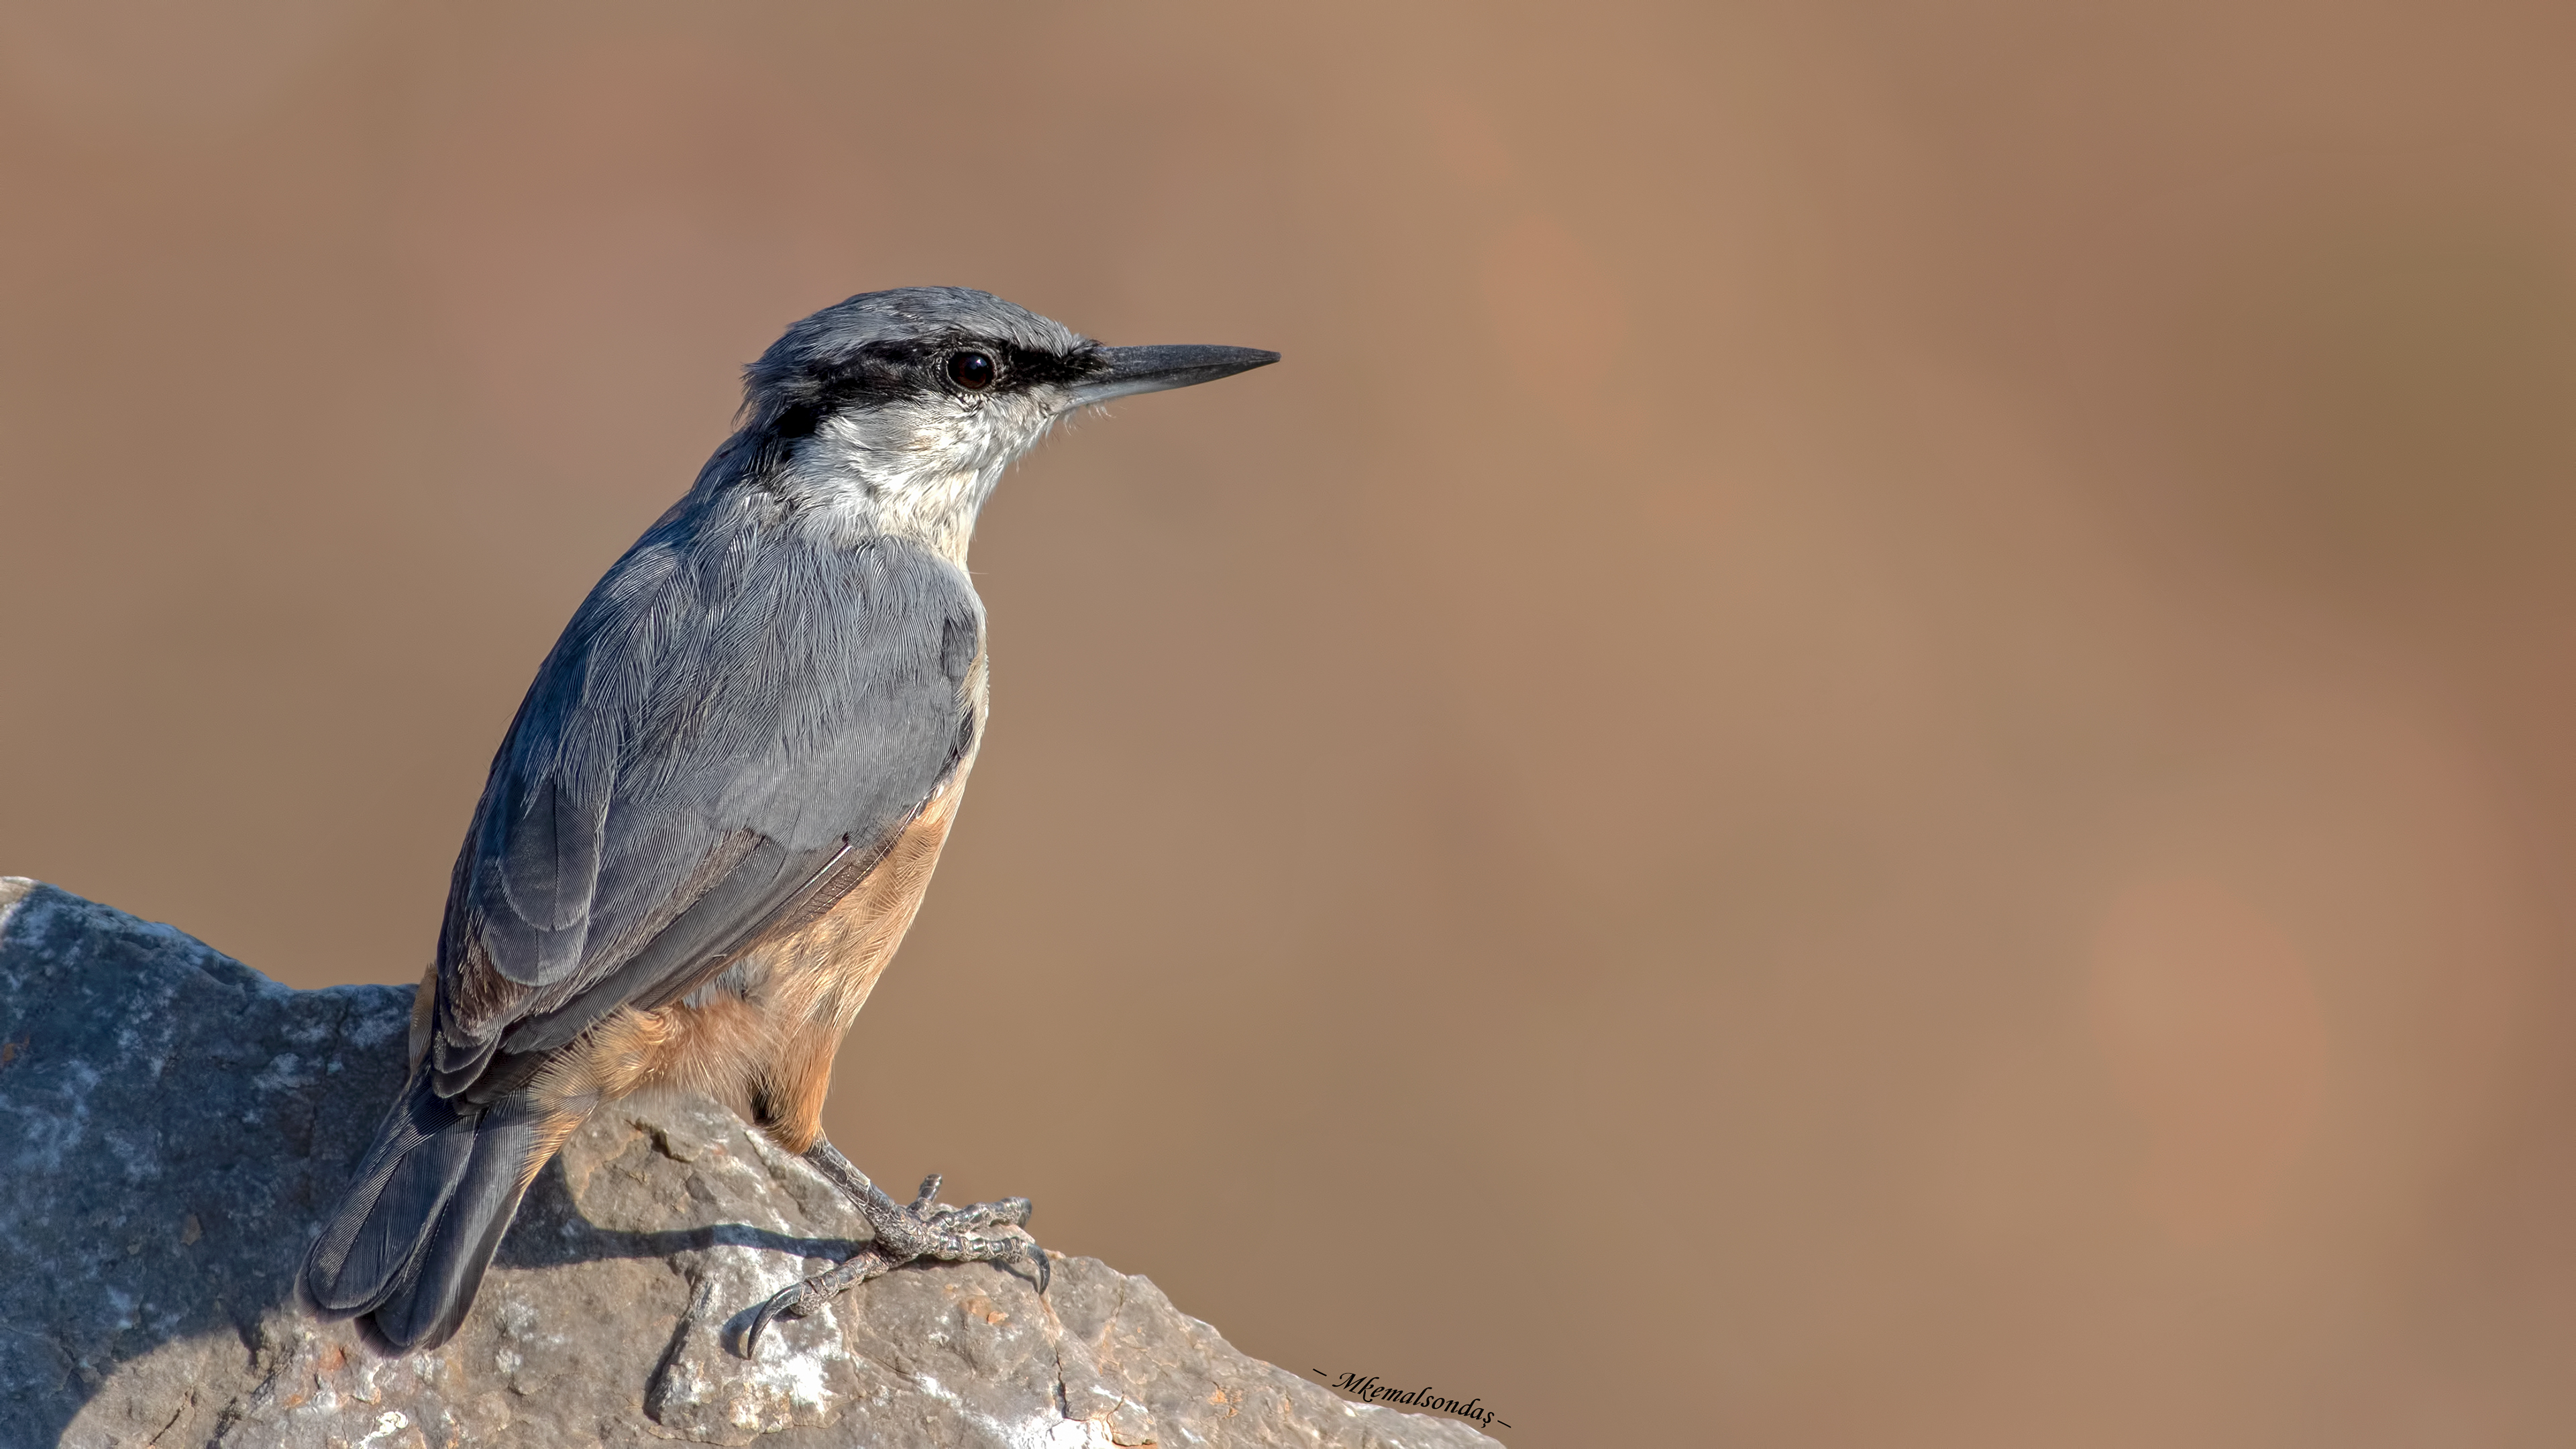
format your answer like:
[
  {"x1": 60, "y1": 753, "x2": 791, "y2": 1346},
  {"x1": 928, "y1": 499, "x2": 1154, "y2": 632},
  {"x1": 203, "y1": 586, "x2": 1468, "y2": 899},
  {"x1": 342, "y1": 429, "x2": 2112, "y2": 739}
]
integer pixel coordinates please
[{"x1": 299, "y1": 286, "x2": 1277, "y2": 1355}]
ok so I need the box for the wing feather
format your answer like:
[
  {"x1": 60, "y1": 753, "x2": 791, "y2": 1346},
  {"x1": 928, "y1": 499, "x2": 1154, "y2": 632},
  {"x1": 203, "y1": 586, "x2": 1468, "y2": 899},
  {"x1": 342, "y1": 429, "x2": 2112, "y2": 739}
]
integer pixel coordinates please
[{"x1": 426, "y1": 502, "x2": 981, "y2": 1102}]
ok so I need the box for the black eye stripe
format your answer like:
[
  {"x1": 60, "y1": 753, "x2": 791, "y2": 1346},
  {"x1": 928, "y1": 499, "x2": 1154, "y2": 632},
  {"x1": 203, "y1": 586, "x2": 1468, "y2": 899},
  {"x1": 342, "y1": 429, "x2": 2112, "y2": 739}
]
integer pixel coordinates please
[
  {"x1": 830, "y1": 337, "x2": 1097, "y2": 390},
  {"x1": 762, "y1": 337, "x2": 1104, "y2": 441}
]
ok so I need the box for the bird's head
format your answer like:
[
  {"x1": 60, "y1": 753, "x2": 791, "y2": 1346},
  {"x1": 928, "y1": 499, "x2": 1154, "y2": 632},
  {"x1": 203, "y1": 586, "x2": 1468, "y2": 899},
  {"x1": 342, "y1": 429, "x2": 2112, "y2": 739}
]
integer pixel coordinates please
[{"x1": 738, "y1": 286, "x2": 1276, "y2": 558}]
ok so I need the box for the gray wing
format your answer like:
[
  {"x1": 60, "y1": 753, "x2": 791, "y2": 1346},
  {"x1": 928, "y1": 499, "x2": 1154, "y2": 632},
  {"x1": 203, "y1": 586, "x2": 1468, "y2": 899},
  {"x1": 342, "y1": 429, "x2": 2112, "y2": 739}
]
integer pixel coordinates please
[{"x1": 424, "y1": 511, "x2": 982, "y2": 1102}]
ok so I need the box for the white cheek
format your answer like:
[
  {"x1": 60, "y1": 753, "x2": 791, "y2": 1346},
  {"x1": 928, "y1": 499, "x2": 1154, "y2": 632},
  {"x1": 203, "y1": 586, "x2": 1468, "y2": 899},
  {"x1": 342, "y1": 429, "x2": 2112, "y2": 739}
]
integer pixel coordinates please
[{"x1": 786, "y1": 398, "x2": 1058, "y2": 559}]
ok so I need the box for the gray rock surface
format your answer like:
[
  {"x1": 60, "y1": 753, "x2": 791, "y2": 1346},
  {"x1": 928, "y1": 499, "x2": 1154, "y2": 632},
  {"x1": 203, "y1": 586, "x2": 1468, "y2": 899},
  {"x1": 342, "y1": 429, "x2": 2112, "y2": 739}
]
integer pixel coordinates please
[{"x1": 0, "y1": 879, "x2": 1499, "y2": 1449}]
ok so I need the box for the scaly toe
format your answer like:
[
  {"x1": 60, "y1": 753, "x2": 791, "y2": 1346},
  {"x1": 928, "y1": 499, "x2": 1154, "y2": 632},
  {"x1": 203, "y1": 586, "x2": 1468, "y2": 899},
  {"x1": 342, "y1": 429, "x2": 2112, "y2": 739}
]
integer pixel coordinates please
[{"x1": 739, "y1": 1246, "x2": 896, "y2": 1356}]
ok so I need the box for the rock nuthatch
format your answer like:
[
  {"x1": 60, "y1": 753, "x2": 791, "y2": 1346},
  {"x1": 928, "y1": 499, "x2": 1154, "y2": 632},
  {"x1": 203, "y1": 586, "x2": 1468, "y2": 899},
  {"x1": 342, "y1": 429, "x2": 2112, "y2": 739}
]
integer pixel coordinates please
[{"x1": 302, "y1": 287, "x2": 1277, "y2": 1353}]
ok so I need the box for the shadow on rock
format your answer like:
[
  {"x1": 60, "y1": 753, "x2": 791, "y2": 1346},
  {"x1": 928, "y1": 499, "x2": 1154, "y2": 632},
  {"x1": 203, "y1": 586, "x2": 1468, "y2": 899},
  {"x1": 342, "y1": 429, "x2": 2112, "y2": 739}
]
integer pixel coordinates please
[{"x1": 2, "y1": 879, "x2": 1500, "y2": 1448}]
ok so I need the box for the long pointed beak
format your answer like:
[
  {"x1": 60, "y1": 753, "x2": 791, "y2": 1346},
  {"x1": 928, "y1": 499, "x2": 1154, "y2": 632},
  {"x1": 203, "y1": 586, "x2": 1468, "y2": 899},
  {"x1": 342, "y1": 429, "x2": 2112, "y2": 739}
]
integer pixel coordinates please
[{"x1": 1060, "y1": 343, "x2": 1279, "y2": 411}]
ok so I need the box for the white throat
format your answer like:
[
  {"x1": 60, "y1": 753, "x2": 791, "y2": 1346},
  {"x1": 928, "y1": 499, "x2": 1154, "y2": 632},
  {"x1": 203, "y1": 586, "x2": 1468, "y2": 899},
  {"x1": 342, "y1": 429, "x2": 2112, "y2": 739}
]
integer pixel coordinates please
[{"x1": 777, "y1": 404, "x2": 1057, "y2": 565}]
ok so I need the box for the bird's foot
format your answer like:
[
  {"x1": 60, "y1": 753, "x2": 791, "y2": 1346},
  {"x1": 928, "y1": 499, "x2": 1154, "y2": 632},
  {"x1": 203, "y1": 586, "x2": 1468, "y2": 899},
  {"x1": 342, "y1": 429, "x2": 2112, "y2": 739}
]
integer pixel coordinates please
[{"x1": 741, "y1": 1152, "x2": 1046, "y2": 1355}]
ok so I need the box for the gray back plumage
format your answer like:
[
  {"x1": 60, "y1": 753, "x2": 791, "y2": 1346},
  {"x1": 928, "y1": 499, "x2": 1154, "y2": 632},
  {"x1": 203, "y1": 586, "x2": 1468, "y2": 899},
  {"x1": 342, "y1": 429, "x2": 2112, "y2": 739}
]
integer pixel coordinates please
[{"x1": 427, "y1": 439, "x2": 983, "y2": 1099}]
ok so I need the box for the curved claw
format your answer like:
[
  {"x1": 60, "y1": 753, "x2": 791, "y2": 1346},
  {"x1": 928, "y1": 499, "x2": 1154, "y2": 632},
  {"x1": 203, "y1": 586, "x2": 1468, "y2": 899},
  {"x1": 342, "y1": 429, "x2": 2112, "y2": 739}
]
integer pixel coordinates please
[{"x1": 742, "y1": 1281, "x2": 808, "y2": 1356}]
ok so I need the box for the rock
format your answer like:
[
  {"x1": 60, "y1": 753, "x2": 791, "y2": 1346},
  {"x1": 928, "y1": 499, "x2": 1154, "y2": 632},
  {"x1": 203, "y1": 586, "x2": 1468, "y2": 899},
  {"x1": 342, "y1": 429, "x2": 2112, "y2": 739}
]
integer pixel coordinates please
[{"x1": 0, "y1": 879, "x2": 1499, "y2": 1449}]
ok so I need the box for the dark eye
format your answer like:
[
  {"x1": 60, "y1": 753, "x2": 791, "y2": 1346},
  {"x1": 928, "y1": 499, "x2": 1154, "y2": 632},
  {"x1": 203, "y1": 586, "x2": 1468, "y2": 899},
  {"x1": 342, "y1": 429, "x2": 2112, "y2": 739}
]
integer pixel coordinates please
[{"x1": 947, "y1": 350, "x2": 996, "y2": 391}]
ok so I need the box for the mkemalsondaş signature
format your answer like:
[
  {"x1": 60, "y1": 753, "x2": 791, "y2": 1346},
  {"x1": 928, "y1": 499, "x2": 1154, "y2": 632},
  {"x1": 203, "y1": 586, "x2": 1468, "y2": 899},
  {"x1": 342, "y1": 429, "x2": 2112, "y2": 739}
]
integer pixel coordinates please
[{"x1": 1311, "y1": 1369, "x2": 1511, "y2": 1432}]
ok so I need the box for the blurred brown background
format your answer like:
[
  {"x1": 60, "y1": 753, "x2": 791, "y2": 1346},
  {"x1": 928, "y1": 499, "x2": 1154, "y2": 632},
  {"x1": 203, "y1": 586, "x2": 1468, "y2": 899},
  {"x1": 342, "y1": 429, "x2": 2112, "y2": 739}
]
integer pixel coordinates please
[{"x1": 7, "y1": 1, "x2": 2576, "y2": 1442}]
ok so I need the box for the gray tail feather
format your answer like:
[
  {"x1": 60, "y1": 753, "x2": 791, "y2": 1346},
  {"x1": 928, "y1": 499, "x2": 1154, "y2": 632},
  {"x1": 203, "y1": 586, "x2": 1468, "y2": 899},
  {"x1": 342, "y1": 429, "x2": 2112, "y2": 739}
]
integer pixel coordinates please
[{"x1": 302, "y1": 1071, "x2": 545, "y2": 1352}]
